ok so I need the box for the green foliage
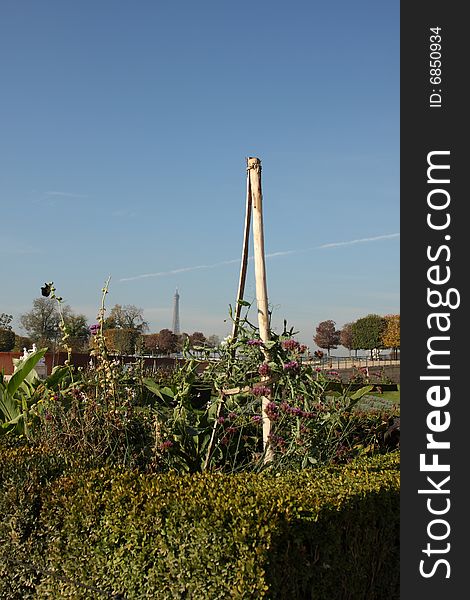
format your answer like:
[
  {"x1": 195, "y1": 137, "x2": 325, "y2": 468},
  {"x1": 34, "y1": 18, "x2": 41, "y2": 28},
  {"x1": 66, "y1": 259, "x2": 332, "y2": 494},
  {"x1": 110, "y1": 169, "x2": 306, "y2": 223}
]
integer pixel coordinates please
[
  {"x1": 19, "y1": 298, "x2": 60, "y2": 346},
  {"x1": 0, "y1": 328, "x2": 16, "y2": 351},
  {"x1": 0, "y1": 447, "x2": 399, "y2": 600},
  {"x1": 351, "y1": 314, "x2": 386, "y2": 353},
  {"x1": 0, "y1": 347, "x2": 48, "y2": 436}
]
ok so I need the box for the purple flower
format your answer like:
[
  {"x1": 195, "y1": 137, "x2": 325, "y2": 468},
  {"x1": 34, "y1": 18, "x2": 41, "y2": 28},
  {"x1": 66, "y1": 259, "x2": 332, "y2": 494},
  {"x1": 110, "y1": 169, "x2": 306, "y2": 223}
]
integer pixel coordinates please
[
  {"x1": 258, "y1": 363, "x2": 270, "y2": 376},
  {"x1": 264, "y1": 401, "x2": 279, "y2": 421},
  {"x1": 247, "y1": 339, "x2": 263, "y2": 346},
  {"x1": 89, "y1": 323, "x2": 100, "y2": 335},
  {"x1": 283, "y1": 360, "x2": 299, "y2": 371},
  {"x1": 268, "y1": 433, "x2": 286, "y2": 450},
  {"x1": 158, "y1": 440, "x2": 174, "y2": 452},
  {"x1": 282, "y1": 339, "x2": 300, "y2": 351},
  {"x1": 251, "y1": 415, "x2": 262, "y2": 424},
  {"x1": 217, "y1": 416, "x2": 226, "y2": 424},
  {"x1": 251, "y1": 385, "x2": 271, "y2": 397}
]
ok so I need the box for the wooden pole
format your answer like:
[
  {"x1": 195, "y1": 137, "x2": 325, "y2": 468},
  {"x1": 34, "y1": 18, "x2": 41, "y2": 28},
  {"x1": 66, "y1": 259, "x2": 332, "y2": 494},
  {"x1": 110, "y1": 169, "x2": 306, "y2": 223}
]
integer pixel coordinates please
[
  {"x1": 247, "y1": 157, "x2": 273, "y2": 462},
  {"x1": 231, "y1": 165, "x2": 252, "y2": 341}
]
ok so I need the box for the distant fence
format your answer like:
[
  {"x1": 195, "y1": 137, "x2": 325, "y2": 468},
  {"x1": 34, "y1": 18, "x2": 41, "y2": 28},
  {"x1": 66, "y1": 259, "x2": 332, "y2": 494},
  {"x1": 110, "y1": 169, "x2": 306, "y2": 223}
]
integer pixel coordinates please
[
  {"x1": 307, "y1": 355, "x2": 400, "y2": 369},
  {"x1": 305, "y1": 356, "x2": 400, "y2": 384}
]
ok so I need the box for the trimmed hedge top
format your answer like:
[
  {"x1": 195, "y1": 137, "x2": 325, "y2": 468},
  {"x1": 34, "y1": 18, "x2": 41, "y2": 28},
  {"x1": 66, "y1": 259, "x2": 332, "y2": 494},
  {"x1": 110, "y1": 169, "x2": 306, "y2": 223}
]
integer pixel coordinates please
[{"x1": 0, "y1": 446, "x2": 399, "y2": 599}]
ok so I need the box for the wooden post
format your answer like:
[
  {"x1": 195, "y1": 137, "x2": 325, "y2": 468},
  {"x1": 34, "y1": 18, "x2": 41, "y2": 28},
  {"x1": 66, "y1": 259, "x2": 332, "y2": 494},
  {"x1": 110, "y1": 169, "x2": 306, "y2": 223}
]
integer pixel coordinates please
[
  {"x1": 247, "y1": 157, "x2": 273, "y2": 462},
  {"x1": 231, "y1": 165, "x2": 252, "y2": 341}
]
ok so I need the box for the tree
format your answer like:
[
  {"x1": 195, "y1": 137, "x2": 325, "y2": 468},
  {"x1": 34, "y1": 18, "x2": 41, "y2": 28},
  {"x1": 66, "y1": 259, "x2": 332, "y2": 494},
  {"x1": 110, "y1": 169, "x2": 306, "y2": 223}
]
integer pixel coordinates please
[
  {"x1": 313, "y1": 320, "x2": 341, "y2": 355},
  {"x1": 382, "y1": 314, "x2": 400, "y2": 359},
  {"x1": 206, "y1": 334, "x2": 220, "y2": 348},
  {"x1": 189, "y1": 332, "x2": 207, "y2": 348},
  {"x1": 19, "y1": 298, "x2": 60, "y2": 347},
  {"x1": 142, "y1": 333, "x2": 160, "y2": 355},
  {"x1": 340, "y1": 323, "x2": 354, "y2": 355},
  {"x1": 0, "y1": 328, "x2": 15, "y2": 351},
  {"x1": 155, "y1": 329, "x2": 179, "y2": 355},
  {"x1": 19, "y1": 299, "x2": 89, "y2": 351},
  {"x1": 13, "y1": 335, "x2": 33, "y2": 352},
  {"x1": 104, "y1": 304, "x2": 148, "y2": 333},
  {"x1": 0, "y1": 313, "x2": 13, "y2": 330},
  {"x1": 64, "y1": 314, "x2": 91, "y2": 352},
  {"x1": 351, "y1": 314, "x2": 386, "y2": 358},
  {"x1": 104, "y1": 328, "x2": 142, "y2": 355}
]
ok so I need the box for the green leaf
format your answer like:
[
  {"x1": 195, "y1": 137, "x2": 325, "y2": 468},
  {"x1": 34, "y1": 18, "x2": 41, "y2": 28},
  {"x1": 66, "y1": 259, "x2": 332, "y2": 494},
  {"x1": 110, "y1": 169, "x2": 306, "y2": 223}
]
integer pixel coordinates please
[
  {"x1": 45, "y1": 365, "x2": 70, "y2": 389},
  {"x1": 350, "y1": 385, "x2": 374, "y2": 400},
  {"x1": 237, "y1": 299, "x2": 251, "y2": 307},
  {"x1": 0, "y1": 388, "x2": 20, "y2": 423},
  {"x1": 160, "y1": 386, "x2": 175, "y2": 399},
  {"x1": 7, "y1": 348, "x2": 47, "y2": 397},
  {"x1": 264, "y1": 341, "x2": 277, "y2": 350}
]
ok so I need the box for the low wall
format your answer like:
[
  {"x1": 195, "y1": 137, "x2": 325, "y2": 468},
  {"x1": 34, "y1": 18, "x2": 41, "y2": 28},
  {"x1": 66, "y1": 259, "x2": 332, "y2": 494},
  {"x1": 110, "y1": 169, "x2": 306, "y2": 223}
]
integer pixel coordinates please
[
  {"x1": 1, "y1": 352, "x2": 399, "y2": 384},
  {"x1": 0, "y1": 352, "x2": 208, "y2": 377}
]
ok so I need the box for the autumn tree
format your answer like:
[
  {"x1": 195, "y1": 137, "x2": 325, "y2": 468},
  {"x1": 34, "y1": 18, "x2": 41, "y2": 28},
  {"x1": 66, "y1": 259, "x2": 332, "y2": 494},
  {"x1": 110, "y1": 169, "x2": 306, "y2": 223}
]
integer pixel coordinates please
[
  {"x1": 142, "y1": 333, "x2": 160, "y2": 355},
  {"x1": 155, "y1": 329, "x2": 179, "y2": 355},
  {"x1": 313, "y1": 320, "x2": 341, "y2": 355},
  {"x1": 382, "y1": 314, "x2": 400, "y2": 359},
  {"x1": 104, "y1": 328, "x2": 142, "y2": 355},
  {"x1": 351, "y1": 314, "x2": 386, "y2": 358},
  {"x1": 189, "y1": 331, "x2": 207, "y2": 348},
  {"x1": 104, "y1": 304, "x2": 149, "y2": 333},
  {"x1": 340, "y1": 322, "x2": 355, "y2": 355}
]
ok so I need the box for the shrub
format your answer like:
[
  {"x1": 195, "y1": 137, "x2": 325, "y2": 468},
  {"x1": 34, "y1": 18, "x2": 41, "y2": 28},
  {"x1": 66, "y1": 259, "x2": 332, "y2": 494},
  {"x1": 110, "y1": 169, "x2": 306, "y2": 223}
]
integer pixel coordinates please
[
  {"x1": 0, "y1": 446, "x2": 399, "y2": 599},
  {"x1": 0, "y1": 328, "x2": 15, "y2": 351}
]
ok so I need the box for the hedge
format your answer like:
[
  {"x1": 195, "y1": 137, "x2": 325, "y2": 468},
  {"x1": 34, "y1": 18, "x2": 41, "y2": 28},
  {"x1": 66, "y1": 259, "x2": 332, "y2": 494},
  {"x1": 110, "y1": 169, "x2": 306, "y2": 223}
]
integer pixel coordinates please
[{"x1": 0, "y1": 445, "x2": 399, "y2": 599}]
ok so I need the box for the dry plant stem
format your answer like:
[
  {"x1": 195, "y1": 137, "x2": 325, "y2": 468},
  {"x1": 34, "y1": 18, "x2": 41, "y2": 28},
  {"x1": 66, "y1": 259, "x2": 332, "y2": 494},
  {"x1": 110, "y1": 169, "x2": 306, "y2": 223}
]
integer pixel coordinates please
[
  {"x1": 95, "y1": 276, "x2": 118, "y2": 406},
  {"x1": 248, "y1": 157, "x2": 273, "y2": 463}
]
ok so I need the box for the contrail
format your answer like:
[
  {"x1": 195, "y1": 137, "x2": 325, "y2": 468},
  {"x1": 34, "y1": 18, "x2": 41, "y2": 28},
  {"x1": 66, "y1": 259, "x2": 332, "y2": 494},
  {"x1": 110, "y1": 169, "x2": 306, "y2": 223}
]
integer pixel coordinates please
[
  {"x1": 119, "y1": 233, "x2": 398, "y2": 282},
  {"x1": 317, "y1": 232, "x2": 399, "y2": 249},
  {"x1": 119, "y1": 258, "x2": 241, "y2": 282}
]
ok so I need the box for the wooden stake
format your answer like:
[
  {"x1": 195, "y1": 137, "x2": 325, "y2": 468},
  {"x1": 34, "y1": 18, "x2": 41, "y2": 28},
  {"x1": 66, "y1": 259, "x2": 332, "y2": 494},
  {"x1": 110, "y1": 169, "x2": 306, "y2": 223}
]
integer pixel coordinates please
[
  {"x1": 248, "y1": 157, "x2": 270, "y2": 341},
  {"x1": 247, "y1": 157, "x2": 273, "y2": 463},
  {"x1": 231, "y1": 164, "x2": 252, "y2": 341}
]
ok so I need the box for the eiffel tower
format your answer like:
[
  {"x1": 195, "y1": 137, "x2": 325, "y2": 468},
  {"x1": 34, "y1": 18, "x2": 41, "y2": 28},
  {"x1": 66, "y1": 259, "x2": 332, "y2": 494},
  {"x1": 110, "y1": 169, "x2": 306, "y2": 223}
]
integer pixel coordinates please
[{"x1": 171, "y1": 288, "x2": 180, "y2": 335}]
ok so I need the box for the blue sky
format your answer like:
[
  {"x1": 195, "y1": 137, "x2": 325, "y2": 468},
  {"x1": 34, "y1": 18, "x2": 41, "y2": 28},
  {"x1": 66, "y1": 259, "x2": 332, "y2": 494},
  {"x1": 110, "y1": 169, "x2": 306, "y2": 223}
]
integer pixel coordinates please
[{"x1": 0, "y1": 0, "x2": 399, "y2": 349}]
